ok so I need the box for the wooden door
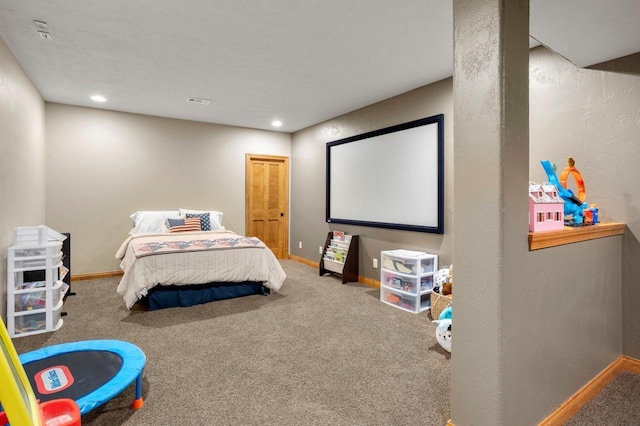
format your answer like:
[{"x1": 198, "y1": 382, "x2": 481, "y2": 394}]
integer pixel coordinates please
[{"x1": 245, "y1": 154, "x2": 289, "y2": 259}]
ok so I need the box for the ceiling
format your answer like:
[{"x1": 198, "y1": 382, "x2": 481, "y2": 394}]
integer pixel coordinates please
[{"x1": 0, "y1": 1, "x2": 638, "y2": 133}]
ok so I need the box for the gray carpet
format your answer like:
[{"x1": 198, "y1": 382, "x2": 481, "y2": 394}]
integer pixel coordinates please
[
  {"x1": 564, "y1": 370, "x2": 640, "y2": 425},
  {"x1": 13, "y1": 260, "x2": 451, "y2": 425}
]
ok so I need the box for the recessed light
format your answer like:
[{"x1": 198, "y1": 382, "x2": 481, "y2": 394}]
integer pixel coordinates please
[
  {"x1": 91, "y1": 95, "x2": 106, "y2": 102},
  {"x1": 271, "y1": 120, "x2": 282, "y2": 127}
]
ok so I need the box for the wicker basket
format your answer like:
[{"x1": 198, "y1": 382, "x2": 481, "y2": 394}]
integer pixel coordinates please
[{"x1": 430, "y1": 291, "x2": 452, "y2": 320}]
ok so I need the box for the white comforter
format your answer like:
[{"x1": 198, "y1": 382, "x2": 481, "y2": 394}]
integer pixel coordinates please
[{"x1": 115, "y1": 230, "x2": 286, "y2": 309}]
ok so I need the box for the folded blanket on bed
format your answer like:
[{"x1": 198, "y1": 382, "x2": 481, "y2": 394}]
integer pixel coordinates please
[
  {"x1": 131, "y1": 235, "x2": 265, "y2": 258},
  {"x1": 116, "y1": 229, "x2": 241, "y2": 260}
]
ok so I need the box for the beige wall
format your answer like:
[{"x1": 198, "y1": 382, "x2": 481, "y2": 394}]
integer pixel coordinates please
[
  {"x1": 290, "y1": 78, "x2": 454, "y2": 277},
  {"x1": 290, "y1": 44, "x2": 639, "y2": 423},
  {"x1": 0, "y1": 38, "x2": 46, "y2": 321},
  {"x1": 45, "y1": 104, "x2": 291, "y2": 274},
  {"x1": 522, "y1": 46, "x2": 640, "y2": 422},
  {"x1": 528, "y1": 48, "x2": 640, "y2": 363}
]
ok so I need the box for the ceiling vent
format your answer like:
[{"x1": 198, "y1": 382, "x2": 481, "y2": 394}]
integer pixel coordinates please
[
  {"x1": 38, "y1": 31, "x2": 52, "y2": 40},
  {"x1": 186, "y1": 97, "x2": 211, "y2": 105}
]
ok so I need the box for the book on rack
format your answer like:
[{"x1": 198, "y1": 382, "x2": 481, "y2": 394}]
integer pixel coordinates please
[{"x1": 59, "y1": 265, "x2": 69, "y2": 281}]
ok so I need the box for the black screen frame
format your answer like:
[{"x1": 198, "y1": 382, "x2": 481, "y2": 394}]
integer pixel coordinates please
[{"x1": 325, "y1": 114, "x2": 444, "y2": 234}]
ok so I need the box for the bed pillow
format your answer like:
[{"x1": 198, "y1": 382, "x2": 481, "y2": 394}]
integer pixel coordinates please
[
  {"x1": 166, "y1": 218, "x2": 185, "y2": 228},
  {"x1": 185, "y1": 212, "x2": 211, "y2": 231},
  {"x1": 167, "y1": 217, "x2": 201, "y2": 233},
  {"x1": 130, "y1": 210, "x2": 180, "y2": 234},
  {"x1": 179, "y1": 209, "x2": 224, "y2": 230}
]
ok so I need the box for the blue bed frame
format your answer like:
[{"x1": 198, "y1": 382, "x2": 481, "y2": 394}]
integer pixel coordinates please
[{"x1": 145, "y1": 281, "x2": 269, "y2": 310}]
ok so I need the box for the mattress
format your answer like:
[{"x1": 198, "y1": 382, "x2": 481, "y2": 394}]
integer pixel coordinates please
[{"x1": 115, "y1": 230, "x2": 286, "y2": 309}]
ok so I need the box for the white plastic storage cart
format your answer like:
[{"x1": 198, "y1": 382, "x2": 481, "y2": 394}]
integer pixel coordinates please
[
  {"x1": 6, "y1": 226, "x2": 68, "y2": 337},
  {"x1": 380, "y1": 249, "x2": 437, "y2": 313}
]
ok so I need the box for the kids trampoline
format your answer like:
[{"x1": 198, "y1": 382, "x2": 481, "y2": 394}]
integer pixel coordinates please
[
  {"x1": 18, "y1": 340, "x2": 146, "y2": 415},
  {"x1": 1, "y1": 318, "x2": 80, "y2": 426}
]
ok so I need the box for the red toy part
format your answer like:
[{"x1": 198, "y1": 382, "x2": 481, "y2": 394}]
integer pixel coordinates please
[
  {"x1": 131, "y1": 397, "x2": 144, "y2": 410},
  {"x1": 39, "y1": 398, "x2": 81, "y2": 426},
  {"x1": 385, "y1": 293, "x2": 400, "y2": 304},
  {"x1": 0, "y1": 398, "x2": 81, "y2": 426}
]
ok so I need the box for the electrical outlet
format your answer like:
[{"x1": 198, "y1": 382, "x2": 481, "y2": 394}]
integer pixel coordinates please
[
  {"x1": 319, "y1": 246, "x2": 323, "y2": 254},
  {"x1": 298, "y1": 241, "x2": 303, "y2": 249},
  {"x1": 373, "y1": 258, "x2": 378, "y2": 268}
]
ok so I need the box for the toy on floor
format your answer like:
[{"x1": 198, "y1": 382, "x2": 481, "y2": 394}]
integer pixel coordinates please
[
  {"x1": 431, "y1": 266, "x2": 452, "y2": 352},
  {"x1": 434, "y1": 266, "x2": 450, "y2": 287},
  {"x1": 442, "y1": 266, "x2": 452, "y2": 295},
  {"x1": 0, "y1": 318, "x2": 81, "y2": 425},
  {"x1": 19, "y1": 340, "x2": 146, "y2": 415},
  {"x1": 431, "y1": 265, "x2": 453, "y2": 321},
  {"x1": 434, "y1": 265, "x2": 453, "y2": 295},
  {"x1": 432, "y1": 306, "x2": 452, "y2": 353}
]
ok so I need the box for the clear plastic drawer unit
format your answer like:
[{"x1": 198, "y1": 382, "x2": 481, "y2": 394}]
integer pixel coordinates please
[{"x1": 380, "y1": 249, "x2": 438, "y2": 314}]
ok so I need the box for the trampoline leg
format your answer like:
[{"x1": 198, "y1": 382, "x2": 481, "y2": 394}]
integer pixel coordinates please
[{"x1": 131, "y1": 373, "x2": 144, "y2": 410}]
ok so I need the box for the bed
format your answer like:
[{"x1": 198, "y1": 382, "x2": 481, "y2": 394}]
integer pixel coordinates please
[{"x1": 115, "y1": 210, "x2": 286, "y2": 310}]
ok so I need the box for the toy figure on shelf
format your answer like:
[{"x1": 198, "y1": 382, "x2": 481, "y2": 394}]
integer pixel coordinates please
[
  {"x1": 528, "y1": 182, "x2": 565, "y2": 232},
  {"x1": 589, "y1": 204, "x2": 600, "y2": 224},
  {"x1": 559, "y1": 157, "x2": 586, "y2": 203},
  {"x1": 559, "y1": 158, "x2": 599, "y2": 224},
  {"x1": 540, "y1": 159, "x2": 589, "y2": 226}
]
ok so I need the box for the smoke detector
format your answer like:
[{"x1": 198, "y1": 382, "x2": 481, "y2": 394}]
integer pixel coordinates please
[{"x1": 186, "y1": 97, "x2": 211, "y2": 105}]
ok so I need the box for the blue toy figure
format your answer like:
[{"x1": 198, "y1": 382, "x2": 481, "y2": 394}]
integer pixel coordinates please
[
  {"x1": 438, "y1": 306, "x2": 452, "y2": 320},
  {"x1": 590, "y1": 205, "x2": 599, "y2": 224},
  {"x1": 540, "y1": 160, "x2": 588, "y2": 224}
]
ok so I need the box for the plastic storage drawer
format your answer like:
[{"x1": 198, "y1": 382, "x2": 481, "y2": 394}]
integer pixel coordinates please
[{"x1": 380, "y1": 286, "x2": 430, "y2": 314}]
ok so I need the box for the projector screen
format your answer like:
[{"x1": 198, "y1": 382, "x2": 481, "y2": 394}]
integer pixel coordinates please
[{"x1": 326, "y1": 114, "x2": 444, "y2": 233}]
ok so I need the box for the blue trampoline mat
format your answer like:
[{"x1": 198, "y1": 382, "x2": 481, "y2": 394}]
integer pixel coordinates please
[{"x1": 19, "y1": 340, "x2": 146, "y2": 415}]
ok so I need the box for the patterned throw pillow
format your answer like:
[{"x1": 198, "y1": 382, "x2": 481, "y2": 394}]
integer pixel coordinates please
[
  {"x1": 186, "y1": 212, "x2": 210, "y2": 231},
  {"x1": 166, "y1": 218, "x2": 184, "y2": 228},
  {"x1": 167, "y1": 217, "x2": 201, "y2": 233}
]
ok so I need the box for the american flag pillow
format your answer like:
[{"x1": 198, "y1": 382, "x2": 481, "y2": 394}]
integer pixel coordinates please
[
  {"x1": 185, "y1": 212, "x2": 210, "y2": 231},
  {"x1": 167, "y1": 217, "x2": 201, "y2": 233}
]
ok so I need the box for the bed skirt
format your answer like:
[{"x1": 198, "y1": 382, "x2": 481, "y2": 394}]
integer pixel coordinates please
[{"x1": 144, "y1": 281, "x2": 269, "y2": 310}]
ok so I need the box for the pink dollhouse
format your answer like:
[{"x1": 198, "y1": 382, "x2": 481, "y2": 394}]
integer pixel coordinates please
[{"x1": 529, "y1": 183, "x2": 565, "y2": 232}]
